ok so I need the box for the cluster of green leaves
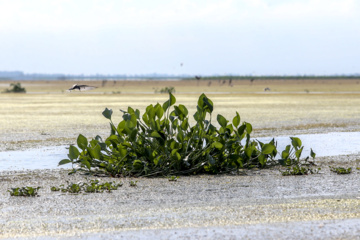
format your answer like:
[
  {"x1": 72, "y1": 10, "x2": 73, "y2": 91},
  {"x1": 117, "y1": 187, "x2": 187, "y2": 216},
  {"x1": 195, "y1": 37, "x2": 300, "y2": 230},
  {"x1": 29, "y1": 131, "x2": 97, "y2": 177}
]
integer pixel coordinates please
[
  {"x1": 129, "y1": 180, "x2": 138, "y2": 187},
  {"x1": 168, "y1": 176, "x2": 179, "y2": 181},
  {"x1": 3, "y1": 83, "x2": 26, "y2": 93},
  {"x1": 51, "y1": 180, "x2": 123, "y2": 193},
  {"x1": 279, "y1": 137, "x2": 319, "y2": 176},
  {"x1": 329, "y1": 166, "x2": 352, "y2": 174},
  {"x1": 8, "y1": 187, "x2": 40, "y2": 197},
  {"x1": 157, "y1": 86, "x2": 175, "y2": 94},
  {"x1": 60, "y1": 93, "x2": 315, "y2": 177}
]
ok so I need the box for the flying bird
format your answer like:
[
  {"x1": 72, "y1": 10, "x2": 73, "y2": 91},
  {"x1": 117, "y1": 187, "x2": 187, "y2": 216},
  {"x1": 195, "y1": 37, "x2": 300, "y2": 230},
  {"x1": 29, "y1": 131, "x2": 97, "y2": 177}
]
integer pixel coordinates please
[{"x1": 68, "y1": 84, "x2": 97, "y2": 91}]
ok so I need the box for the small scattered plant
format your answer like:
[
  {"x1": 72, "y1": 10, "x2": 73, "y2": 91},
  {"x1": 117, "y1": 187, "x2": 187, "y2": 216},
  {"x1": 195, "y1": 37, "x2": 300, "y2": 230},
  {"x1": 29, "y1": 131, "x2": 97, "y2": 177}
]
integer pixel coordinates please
[
  {"x1": 3, "y1": 83, "x2": 26, "y2": 93},
  {"x1": 168, "y1": 176, "x2": 179, "y2": 181},
  {"x1": 8, "y1": 187, "x2": 40, "y2": 197},
  {"x1": 60, "y1": 93, "x2": 316, "y2": 177},
  {"x1": 329, "y1": 166, "x2": 352, "y2": 174},
  {"x1": 157, "y1": 87, "x2": 175, "y2": 94},
  {"x1": 51, "y1": 180, "x2": 122, "y2": 193},
  {"x1": 129, "y1": 180, "x2": 138, "y2": 187},
  {"x1": 280, "y1": 140, "x2": 319, "y2": 176}
]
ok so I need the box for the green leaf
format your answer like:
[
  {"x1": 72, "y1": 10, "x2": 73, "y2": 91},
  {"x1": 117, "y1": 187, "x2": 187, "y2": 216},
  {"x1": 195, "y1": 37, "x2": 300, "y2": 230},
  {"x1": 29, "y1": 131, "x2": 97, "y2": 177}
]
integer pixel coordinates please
[
  {"x1": 88, "y1": 144, "x2": 101, "y2": 159},
  {"x1": 217, "y1": 114, "x2": 227, "y2": 128},
  {"x1": 213, "y1": 141, "x2": 223, "y2": 149},
  {"x1": 82, "y1": 160, "x2": 91, "y2": 170},
  {"x1": 310, "y1": 148, "x2": 316, "y2": 159},
  {"x1": 150, "y1": 131, "x2": 162, "y2": 138},
  {"x1": 102, "y1": 108, "x2": 113, "y2": 120},
  {"x1": 169, "y1": 92, "x2": 176, "y2": 106},
  {"x1": 290, "y1": 137, "x2": 302, "y2": 149},
  {"x1": 261, "y1": 144, "x2": 275, "y2": 154},
  {"x1": 245, "y1": 122, "x2": 252, "y2": 134},
  {"x1": 142, "y1": 112, "x2": 149, "y2": 126},
  {"x1": 237, "y1": 124, "x2": 246, "y2": 136},
  {"x1": 232, "y1": 112, "x2": 240, "y2": 127},
  {"x1": 154, "y1": 103, "x2": 164, "y2": 119},
  {"x1": 171, "y1": 149, "x2": 181, "y2": 160},
  {"x1": 281, "y1": 150, "x2": 289, "y2": 159},
  {"x1": 178, "y1": 104, "x2": 188, "y2": 116},
  {"x1": 258, "y1": 154, "x2": 266, "y2": 166},
  {"x1": 68, "y1": 145, "x2": 80, "y2": 160},
  {"x1": 59, "y1": 159, "x2": 71, "y2": 165},
  {"x1": 133, "y1": 160, "x2": 143, "y2": 170},
  {"x1": 77, "y1": 134, "x2": 88, "y2": 150},
  {"x1": 198, "y1": 93, "x2": 213, "y2": 113},
  {"x1": 295, "y1": 146, "x2": 304, "y2": 159},
  {"x1": 117, "y1": 120, "x2": 126, "y2": 133}
]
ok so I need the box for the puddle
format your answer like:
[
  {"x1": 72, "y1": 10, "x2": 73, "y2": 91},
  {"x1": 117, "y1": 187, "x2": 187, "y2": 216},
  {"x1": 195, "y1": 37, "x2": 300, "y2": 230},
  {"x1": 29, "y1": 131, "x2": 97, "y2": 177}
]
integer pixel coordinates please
[
  {"x1": 0, "y1": 132, "x2": 359, "y2": 171},
  {"x1": 257, "y1": 132, "x2": 360, "y2": 158},
  {"x1": 0, "y1": 145, "x2": 70, "y2": 171}
]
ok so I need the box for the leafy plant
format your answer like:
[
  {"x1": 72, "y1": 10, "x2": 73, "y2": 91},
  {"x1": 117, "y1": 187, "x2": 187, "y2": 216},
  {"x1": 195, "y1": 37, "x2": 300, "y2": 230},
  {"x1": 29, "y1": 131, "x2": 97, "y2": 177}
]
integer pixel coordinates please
[
  {"x1": 329, "y1": 166, "x2": 352, "y2": 174},
  {"x1": 3, "y1": 83, "x2": 26, "y2": 93},
  {"x1": 129, "y1": 180, "x2": 138, "y2": 187},
  {"x1": 60, "y1": 93, "x2": 315, "y2": 177},
  {"x1": 279, "y1": 139, "x2": 320, "y2": 176},
  {"x1": 157, "y1": 87, "x2": 175, "y2": 94},
  {"x1": 168, "y1": 176, "x2": 179, "y2": 181},
  {"x1": 8, "y1": 187, "x2": 40, "y2": 197},
  {"x1": 51, "y1": 180, "x2": 122, "y2": 193}
]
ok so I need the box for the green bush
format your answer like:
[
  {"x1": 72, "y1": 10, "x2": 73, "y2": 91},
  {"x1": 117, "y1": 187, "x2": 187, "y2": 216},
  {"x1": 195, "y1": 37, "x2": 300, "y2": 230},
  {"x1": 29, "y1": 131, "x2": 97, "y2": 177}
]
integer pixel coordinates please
[
  {"x1": 157, "y1": 87, "x2": 175, "y2": 94},
  {"x1": 60, "y1": 93, "x2": 315, "y2": 177},
  {"x1": 3, "y1": 83, "x2": 26, "y2": 93}
]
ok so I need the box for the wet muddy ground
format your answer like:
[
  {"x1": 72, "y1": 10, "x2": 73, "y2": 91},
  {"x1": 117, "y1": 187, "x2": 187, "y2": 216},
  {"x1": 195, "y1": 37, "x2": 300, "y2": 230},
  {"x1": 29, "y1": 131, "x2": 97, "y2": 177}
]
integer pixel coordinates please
[{"x1": 0, "y1": 154, "x2": 359, "y2": 239}]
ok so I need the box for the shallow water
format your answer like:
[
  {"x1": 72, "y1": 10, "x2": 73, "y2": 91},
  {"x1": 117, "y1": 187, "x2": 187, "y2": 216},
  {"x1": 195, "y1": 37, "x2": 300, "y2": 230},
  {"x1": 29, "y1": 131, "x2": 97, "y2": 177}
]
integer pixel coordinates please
[
  {"x1": 0, "y1": 132, "x2": 359, "y2": 171},
  {"x1": 0, "y1": 145, "x2": 69, "y2": 171}
]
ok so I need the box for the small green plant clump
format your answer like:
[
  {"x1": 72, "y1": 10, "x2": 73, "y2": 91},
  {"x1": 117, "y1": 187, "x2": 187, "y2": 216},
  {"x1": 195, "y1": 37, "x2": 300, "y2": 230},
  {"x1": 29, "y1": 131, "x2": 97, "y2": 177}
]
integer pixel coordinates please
[
  {"x1": 60, "y1": 93, "x2": 316, "y2": 177},
  {"x1": 129, "y1": 180, "x2": 138, "y2": 187},
  {"x1": 157, "y1": 87, "x2": 175, "y2": 94},
  {"x1": 51, "y1": 180, "x2": 123, "y2": 193},
  {"x1": 279, "y1": 140, "x2": 319, "y2": 176},
  {"x1": 3, "y1": 83, "x2": 26, "y2": 93},
  {"x1": 168, "y1": 176, "x2": 179, "y2": 181},
  {"x1": 329, "y1": 166, "x2": 352, "y2": 174},
  {"x1": 8, "y1": 187, "x2": 40, "y2": 197}
]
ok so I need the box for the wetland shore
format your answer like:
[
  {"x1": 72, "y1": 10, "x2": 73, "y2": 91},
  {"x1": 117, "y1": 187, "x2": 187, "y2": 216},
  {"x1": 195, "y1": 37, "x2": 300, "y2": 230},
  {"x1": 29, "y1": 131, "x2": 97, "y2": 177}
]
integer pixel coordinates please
[{"x1": 0, "y1": 79, "x2": 360, "y2": 239}]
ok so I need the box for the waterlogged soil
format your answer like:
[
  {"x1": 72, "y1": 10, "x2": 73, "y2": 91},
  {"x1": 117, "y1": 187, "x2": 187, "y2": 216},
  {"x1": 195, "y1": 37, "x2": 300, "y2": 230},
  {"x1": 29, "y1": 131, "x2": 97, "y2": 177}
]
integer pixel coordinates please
[{"x1": 0, "y1": 154, "x2": 359, "y2": 239}]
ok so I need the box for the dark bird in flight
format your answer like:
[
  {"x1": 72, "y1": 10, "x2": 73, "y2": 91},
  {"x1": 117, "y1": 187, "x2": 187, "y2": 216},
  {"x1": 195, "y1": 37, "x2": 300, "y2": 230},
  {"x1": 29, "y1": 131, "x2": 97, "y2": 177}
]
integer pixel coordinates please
[
  {"x1": 195, "y1": 75, "x2": 201, "y2": 80},
  {"x1": 68, "y1": 84, "x2": 97, "y2": 91}
]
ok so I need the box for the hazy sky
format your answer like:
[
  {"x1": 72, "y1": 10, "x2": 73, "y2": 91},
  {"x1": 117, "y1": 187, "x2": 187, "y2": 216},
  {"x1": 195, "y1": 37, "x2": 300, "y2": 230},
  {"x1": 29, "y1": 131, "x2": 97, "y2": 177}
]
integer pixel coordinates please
[{"x1": 0, "y1": 0, "x2": 359, "y2": 75}]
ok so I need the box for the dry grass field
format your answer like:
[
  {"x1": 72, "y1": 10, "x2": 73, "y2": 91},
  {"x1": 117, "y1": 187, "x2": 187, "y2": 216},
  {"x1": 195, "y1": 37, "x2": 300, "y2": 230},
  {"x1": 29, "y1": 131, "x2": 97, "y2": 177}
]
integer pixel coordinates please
[{"x1": 1, "y1": 79, "x2": 360, "y2": 150}]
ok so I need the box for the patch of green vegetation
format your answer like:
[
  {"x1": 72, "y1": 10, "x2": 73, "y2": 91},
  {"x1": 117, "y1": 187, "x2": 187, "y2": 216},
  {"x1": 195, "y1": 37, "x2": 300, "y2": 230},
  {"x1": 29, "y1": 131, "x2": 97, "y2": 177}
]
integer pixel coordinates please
[
  {"x1": 129, "y1": 180, "x2": 138, "y2": 187},
  {"x1": 329, "y1": 166, "x2": 352, "y2": 174},
  {"x1": 156, "y1": 86, "x2": 175, "y2": 94},
  {"x1": 60, "y1": 93, "x2": 316, "y2": 177},
  {"x1": 3, "y1": 83, "x2": 26, "y2": 93},
  {"x1": 51, "y1": 180, "x2": 122, "y2": 194},
  {"x1": 8, "y1": 186, "x2": 40, "y2": 197},
  {"x1": 279, "y1": 140, "x2": 320, "y2": 176},
  {"x1": 168, "y1": 176, "x2": 179, "y2": 181}
]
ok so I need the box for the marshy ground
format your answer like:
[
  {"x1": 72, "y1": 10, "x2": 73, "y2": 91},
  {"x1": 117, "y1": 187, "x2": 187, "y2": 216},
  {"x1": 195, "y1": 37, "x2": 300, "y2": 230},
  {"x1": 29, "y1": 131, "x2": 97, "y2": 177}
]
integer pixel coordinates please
[{"x1": 0, "y1": 79, "x2": 360, "y2": 239}]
